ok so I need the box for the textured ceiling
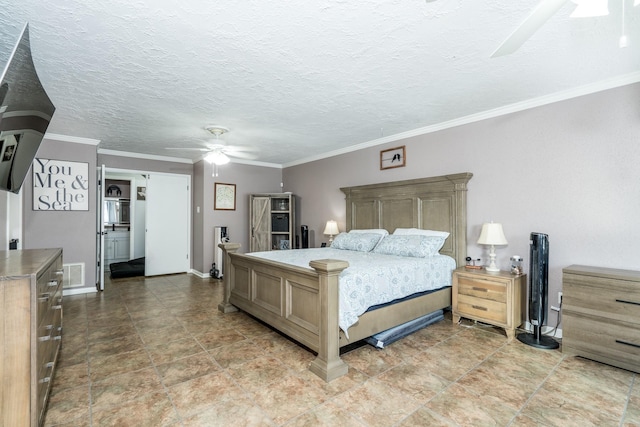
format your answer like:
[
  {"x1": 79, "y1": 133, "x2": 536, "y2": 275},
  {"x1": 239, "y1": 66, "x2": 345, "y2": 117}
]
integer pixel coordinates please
[{"x1": 1, "y1": 0, "x2": 639, "y2": 166}]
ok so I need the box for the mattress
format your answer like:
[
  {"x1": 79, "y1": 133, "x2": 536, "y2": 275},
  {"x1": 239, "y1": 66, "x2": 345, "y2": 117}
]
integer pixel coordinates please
[{"x1": 247, "y1": 248, "x2": 456, "y2": 334}]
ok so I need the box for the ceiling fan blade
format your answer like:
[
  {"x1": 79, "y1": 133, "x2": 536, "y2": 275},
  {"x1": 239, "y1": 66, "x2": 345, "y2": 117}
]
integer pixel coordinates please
[
  {"x1": 491, "y1": 0, "x2": 570, "y2": 58},
  {"x1": 222, "y1": 145, "x2": 258, "y2": 153},
  {"x1": 165, "y1": 147, "x2": 210, "y2": 152},
  {"x1": 226, "y1": 151, "x2": 257, "y2": 160}
]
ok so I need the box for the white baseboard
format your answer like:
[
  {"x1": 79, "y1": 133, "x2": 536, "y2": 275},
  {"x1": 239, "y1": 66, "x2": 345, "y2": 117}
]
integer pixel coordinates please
[{"x1": 190, "y1": 269, "x2": 210, "y2": 278}]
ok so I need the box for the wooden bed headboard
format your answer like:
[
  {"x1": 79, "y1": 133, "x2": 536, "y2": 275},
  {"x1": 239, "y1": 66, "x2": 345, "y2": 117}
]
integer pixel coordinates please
[{"x1": 340, "y1": 172, "x2": 473, "y2": 267}]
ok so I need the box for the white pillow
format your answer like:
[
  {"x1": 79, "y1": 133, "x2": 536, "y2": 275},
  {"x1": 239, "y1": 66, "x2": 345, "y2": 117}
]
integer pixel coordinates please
[
  {"x1": 392, "y1": 228, "x2": 450, "y2": 239},
  {"x1": 373, "y1": 235, "x2": 446, "y2": 257},
  {"x1": 330, "y1": 232, "x2": 383, "y2": 252},
  {"x1": 349, "y1": 229, "x2": 389, "y2": 237}
]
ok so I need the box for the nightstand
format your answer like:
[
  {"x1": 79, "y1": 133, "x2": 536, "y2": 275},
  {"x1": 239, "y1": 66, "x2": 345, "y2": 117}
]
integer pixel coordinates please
[{"x1": 452, "y1": 267, "x2": 526, "y2": 340}]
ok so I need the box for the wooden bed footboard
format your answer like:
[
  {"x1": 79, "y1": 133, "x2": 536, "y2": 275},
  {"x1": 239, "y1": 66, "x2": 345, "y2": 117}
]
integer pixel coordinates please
[
  {"x1": 218, "y1": 242, "x2": 350, "y2": 381},
  {"x1": 218, "y1": 243, "x2": 453, "y2": 381}
]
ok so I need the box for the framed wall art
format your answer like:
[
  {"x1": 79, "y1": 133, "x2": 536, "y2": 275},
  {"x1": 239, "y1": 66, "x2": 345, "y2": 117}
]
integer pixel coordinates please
[
  {"x1": 32, "y1": 158, "x2": 89, "y2": 211},
  {"x1": 380, "y1": 145, "x2": 406, "y2": 170},
  {"x1": 214, "y1": 182, "x2": 236, "y2": 210}
]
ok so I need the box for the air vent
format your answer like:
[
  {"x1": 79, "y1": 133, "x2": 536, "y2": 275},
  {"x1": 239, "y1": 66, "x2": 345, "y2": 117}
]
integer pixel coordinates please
[{"x1": 63, "y1": 263, "x2": 85, "y2": 288}]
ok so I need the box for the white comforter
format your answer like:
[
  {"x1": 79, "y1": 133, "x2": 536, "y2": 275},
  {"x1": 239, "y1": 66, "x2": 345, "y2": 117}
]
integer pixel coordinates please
[{"x1": 246, "y1": 248, "x2": 456, "y2": 334}]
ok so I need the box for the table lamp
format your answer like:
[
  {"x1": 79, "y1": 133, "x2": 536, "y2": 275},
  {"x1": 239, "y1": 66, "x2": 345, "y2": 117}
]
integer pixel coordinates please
[
  {"x1": 477, "y1": 222, "x2": 508, "y2": 272},
  {"x1": 323, "y1": 220, "x2": 339, "y2": 245}
]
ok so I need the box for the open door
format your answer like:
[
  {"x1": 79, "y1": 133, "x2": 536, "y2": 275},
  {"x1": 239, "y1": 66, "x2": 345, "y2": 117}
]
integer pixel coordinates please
[
  {"x1": 145, "y1": 173, "x2": 190, "y2": 276},
  {"x1": 96, "y1": 164, "x2": 106, "y2": 291}
]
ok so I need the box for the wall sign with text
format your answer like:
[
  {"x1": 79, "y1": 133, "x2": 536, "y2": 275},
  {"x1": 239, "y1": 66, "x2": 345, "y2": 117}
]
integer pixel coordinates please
[{"x1": 33, "y1": 158, "x2": 89, "y2": 211}]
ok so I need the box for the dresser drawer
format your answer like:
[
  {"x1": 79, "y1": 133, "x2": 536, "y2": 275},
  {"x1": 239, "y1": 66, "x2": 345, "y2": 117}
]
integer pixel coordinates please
[
  {"x1": 456, "y1": 275, "x2": 507, "y2": 303},
  {"x1": 563, "y1": 275, "x2": 640, "y2": 325},
  {"x1": 36, "y1": 281, "x2": 62, "y2": 327},
  {"x1": 36, "y1": 260, "x2": 63, "y2": 300},
  {"x1": 563, "y1": 312, "x2": 640, "y2": 372}
]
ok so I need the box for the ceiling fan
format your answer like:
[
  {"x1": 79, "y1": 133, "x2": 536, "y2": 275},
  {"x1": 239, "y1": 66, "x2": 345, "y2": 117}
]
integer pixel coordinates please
[
  {"x1": 491, "y1": 0, "x2": 637, "y2": 57},
  {"x1": 166, "y1": 125, "x2": 255, "y2": 165}
]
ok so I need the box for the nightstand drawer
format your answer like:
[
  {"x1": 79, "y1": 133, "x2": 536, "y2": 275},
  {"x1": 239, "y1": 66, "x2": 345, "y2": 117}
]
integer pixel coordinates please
[
  {"x1": 457, "y1": 294, "x2": 507, "y2": 324},
  {"x1": 456, "y1": 276, "x2": 507, "y2": 303}
]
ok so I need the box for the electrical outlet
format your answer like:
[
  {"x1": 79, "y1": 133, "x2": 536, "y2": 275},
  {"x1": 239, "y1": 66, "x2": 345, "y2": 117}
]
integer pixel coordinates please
[{"x1": 558, "y1": 291, "x2": 563, "y2": 305}]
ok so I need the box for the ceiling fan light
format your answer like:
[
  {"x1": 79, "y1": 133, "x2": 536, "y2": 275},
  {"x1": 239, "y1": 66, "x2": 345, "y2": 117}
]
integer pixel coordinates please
[
  {"x1": 619, "y1": 35, "x2": 629, "y2": 48},
  {"x1": 205, "y1": 151, "x2": 230, "y2": 165},
  {"x1": 570, "y1": 0, "x2": 609, "y2": 18}
]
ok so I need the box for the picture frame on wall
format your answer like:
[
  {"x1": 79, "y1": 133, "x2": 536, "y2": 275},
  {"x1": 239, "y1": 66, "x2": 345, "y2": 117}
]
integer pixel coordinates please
[
  {"x1": 214, "y1": 182, "x2": 236, "y2": 210},
  {"x1": 380, "y1": 145, "x2": 406, "y2": 170}
]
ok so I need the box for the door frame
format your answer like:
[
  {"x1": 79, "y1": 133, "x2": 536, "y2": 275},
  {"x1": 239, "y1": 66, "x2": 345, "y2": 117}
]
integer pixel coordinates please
[{"x1": 96, "y1": 166, "x2": 192, "y2": 287}]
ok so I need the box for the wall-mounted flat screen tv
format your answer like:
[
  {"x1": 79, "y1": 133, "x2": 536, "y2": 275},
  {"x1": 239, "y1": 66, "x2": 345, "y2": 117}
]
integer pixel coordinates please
[{"x1": 0, "y1": 23, "x2": 55, "y2": 193}]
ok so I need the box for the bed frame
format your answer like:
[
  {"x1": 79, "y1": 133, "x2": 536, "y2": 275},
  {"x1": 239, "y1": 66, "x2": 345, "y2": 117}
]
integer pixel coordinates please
[{"x1": 218, "y1": 172, "x2": 472, "y2": 381}]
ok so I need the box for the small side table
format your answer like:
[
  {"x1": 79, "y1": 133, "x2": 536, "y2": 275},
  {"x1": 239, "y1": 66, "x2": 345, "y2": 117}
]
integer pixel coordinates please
[{"x1": 452, "y1": 267, "x2": 526, "y2": 340}]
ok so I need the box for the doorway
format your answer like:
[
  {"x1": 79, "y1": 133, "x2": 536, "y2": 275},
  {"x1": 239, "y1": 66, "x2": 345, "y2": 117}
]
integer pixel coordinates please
[{"x1": 97, "y1": 167, "x2": 191, "y2": 290}]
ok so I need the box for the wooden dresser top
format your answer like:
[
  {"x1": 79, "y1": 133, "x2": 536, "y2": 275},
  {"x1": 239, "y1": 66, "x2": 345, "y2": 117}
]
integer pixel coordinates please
[
  {"x1": 0, "y1": 248, "x2": 62, "y2": 278},
  {"x1": 563, "y1": 264, "x2": 640, "y2": 282}
]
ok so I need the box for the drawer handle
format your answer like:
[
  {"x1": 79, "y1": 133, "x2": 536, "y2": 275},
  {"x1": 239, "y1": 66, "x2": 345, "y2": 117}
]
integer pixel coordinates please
[
  {"x1": 39, "y1": 377, "x2": 51, "y2": 384},
  {"x1": 47, "y1": 280, "x2": 59, "y2": 287},
  {"x1": 53, "y1": 305, "x2": 62, "y2": 310},
  {"x1": 39, "y1": 335, "x2": 51, "y2": 342},
  {"x1": 471, "y1": 287, "x2": 488, "y2": 292},
  {"x1": 38, "y1": 293, "x2": 50, "y2": 302},
  {"x1": 615, "y1": 299, "x2": 640, "y2": 306},
  {"x1": 54, "y1": 335, "x2": 62, "y2": 341},
  {"x1": 56, "y1": 269, "x2": 63, "y2": 275},
  {"x1": 616, "y1": 339, "x2": 640, "y2": 349},
  {"x1": 471, "y1": 305, "x2": 488, "y2": 311},
  {"x1": 45, "y1": 362, "x2": 55, "y2": 368}
]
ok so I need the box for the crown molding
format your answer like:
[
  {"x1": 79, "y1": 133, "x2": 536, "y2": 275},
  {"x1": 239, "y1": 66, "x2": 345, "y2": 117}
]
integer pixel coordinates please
[
  {"x1": 44, "y1": 133, "x2": 100, "y2": 145},
  {"x1": 97, "y1": 149, "x2": 193, "y2": 164},
  {"x1": 284, "y1": 72, "x2": 640, "y2": 168}
]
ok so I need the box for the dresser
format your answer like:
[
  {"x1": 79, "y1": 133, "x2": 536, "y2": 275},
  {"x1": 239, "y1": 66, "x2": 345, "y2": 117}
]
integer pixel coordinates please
[
  {"x1": 562, "y1": 265, "x2": 640, "y2": 373},
  {"x1": 1, "y1": 248, "x2": 63, "y2": 426},
  {"x1": 452, "y1": 268, "x2": 526, "y2": 340}
]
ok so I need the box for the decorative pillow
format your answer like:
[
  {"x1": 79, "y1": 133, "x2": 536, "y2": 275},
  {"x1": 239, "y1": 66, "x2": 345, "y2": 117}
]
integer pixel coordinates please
[
  {"x1": 330, "y1": 232, "x2": 382, "y2": 252},
  {"x1": 373, "y1": 235, "x2": 446, "y2": 257},
  {"x1": 392, "y1": 227, "x2": 450, "y2": 239}
]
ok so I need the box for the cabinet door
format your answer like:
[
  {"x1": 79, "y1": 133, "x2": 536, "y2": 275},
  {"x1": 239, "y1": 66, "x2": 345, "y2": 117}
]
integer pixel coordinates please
[
  {"x1": 114, "y1": 238, "x2": 130, "y2": 259},
  {"x1": 251, "y1": 196, "x2": 271, "y2": 252},
  {"x1": 104, "y1": 237, "x2": 116, "y2": 258}
]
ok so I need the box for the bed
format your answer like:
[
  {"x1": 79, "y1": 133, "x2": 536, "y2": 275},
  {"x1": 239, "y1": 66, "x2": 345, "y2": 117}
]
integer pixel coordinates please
[{"x1": 218, "y1": 172, "x2": 472, "y2": 381}]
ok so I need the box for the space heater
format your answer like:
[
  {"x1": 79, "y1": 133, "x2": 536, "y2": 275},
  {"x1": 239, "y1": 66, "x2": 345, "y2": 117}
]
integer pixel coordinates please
[
  {"x1": 210, "y1": 226, "x2": 228, "y2": 279},
  {"x1": 517, "y1": 232, "x2": 559, "y2": 349}
]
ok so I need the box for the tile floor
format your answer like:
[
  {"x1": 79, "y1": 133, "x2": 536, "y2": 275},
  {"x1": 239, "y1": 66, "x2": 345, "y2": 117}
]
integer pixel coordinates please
[{"x1": 45, "y1": 273, "x2": 640, "y2": 427}]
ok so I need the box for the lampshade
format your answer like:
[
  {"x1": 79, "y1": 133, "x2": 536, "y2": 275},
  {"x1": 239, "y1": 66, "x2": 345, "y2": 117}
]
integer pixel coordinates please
[
  {"x1": 323, "y1": 220, "x2": 339, "y2": 236},
  {"x1": 205, "y1": 151, "x2": 230, "y2": 165},
  {"x1": 570, "y1": 0, "x2": 609, "y2": 18},
  {"x1": 477, "y1": 223, "x2": 508, "y2": 246}
]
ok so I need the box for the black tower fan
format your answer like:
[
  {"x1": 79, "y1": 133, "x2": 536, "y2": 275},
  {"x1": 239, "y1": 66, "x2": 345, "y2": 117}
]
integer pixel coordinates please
[
  {"x1": 301, "y1": 225, "x2": 309, "y2": 249},
  {"x1": 517, "y1": 232, "x2": 559, "y2": 349}
]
